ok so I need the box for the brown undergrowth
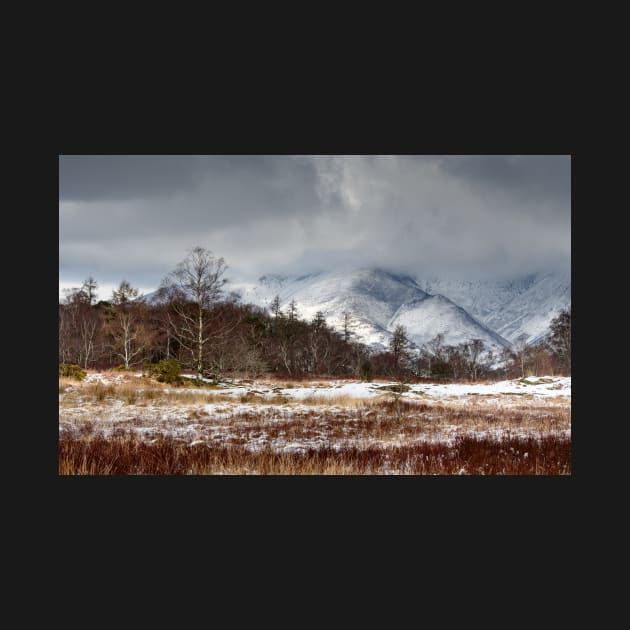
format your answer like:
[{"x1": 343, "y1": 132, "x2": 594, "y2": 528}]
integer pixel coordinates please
[
  {"x1": 59, "y1": 432, "x2": 570, "y2": 475},
  {"x1": 59, "y1": 373, "x2": 570, "y2": 475}
]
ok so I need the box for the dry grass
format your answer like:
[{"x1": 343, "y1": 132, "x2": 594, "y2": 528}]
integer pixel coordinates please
[
  {"x1": 59, "y1": 373, "x2": 570, "y2": 475},
  {"x1": 295, "y1": 394, "x2": 369, "y2": 407},
  {"x1": 59, "y1": 401, "x2": 570, "y2": 475},
  {"x1": 60, "y1": 380, "x2": 377, "y2": 409},
  {"x1": 59, "y1": 431, "x2": 570, "y2": 475}
]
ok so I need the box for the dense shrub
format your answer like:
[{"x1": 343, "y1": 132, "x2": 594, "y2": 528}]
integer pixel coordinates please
[
  {"x1": 359, "y1": 360, "x2": 373, "y2": 382},
  {"x1": 143, "y1": 359, "x2": 184, "y2": 384},
  {"x1": 59, "y1": 363, "x2": 87, "y2": 381}
]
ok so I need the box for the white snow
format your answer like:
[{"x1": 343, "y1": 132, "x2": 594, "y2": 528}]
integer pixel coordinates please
[
  {"x1": 390, "y1": 294, "x2": 510, "y2": 351},
  {"x1": 201, "y1": 376, "x2": 571, "y2": 402},
  {"x1": 76, "y1": 371, "x2": 570, "y2": 404},
  {"x1": 409, "y1": 376, "x2": 571, "y2": 399},
  {"x1": 416, "y1": 271, "x2": 571, "y2": 344}
]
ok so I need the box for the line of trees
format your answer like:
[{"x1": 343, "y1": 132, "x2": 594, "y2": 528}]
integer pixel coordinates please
[
  {"x1": 59, "y1": 248, "x2": 571, "y2": 380},
  {"x1": 371, "y1": 309, "x2": 571, "y2": 383},
  {"x1": 59, "y1": 248, "x2": 372, "y2": 380}
]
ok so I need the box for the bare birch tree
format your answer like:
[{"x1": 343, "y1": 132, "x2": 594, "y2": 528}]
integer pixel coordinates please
[
  {"x1": 107, "y1": 310, "x2": 149, "y2": 369},
  {"x1": 99, "y1": 282, "x2": 148, "y2": 368},
  {"x1": 513, "y1": 334, "x2": 529, "y2": 378},
  {"x1": 463, "y1": 338, "x2": 484, "y2": 381},
  {"x1": 159, "y1": 247, "x2": 229, "y2": 379},
  {"x1": 79, "y1": 313, "x2": 98, "y2": 369}
]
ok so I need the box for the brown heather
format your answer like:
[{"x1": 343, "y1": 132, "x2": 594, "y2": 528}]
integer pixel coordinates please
[{"x1": 58, "y1": 431, "x2": 570, "y2": 475}]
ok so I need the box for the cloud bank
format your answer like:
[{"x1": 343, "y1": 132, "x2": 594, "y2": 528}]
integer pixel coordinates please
[{"x1": 59, "y1": 155, "x2": 570, "y2": 299}]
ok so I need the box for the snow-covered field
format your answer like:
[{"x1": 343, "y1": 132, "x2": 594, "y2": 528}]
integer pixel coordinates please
[
  {"x1": 59, "y1": 372, "x2": 571, "y2": 456},
  {"x1": 74, "y1": 371, "x2": 571, "y2": 398}
]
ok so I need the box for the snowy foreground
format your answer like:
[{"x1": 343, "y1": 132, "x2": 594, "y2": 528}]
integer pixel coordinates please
[
  {"x1": 59, "y1": 372, "x2": 571, "y2": 457},
  {"x1": 180, "y1": 374, "x2": 570, "y2": 404}
]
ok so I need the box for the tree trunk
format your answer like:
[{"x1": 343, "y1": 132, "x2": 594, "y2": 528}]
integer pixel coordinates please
[{"x1": 197, "y1": 306, "x2": 204, "y2": 377}]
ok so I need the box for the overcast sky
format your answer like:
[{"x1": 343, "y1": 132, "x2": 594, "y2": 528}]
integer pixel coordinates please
[{"x1": 59, "y1": 155, "x2": 570, "y2": 301}]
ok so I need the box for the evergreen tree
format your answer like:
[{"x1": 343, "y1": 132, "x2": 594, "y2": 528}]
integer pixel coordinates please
[{"x1": 547, "y1": 308, "x2": 571, "y2": 374}]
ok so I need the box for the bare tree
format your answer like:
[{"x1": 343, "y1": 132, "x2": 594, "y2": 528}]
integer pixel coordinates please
[
  {"x1": 159, "y1": 247, "x2": 229, "y2": 378},
  {"x1": 528, "y1": 343, "x2": 551, "y2": 377},
  {"x1": 463, "y1": 338, "x2": 485, "y2": 381},
  {"x1": 226, "y1": 329, "x2": 267, "y2": 381},
  {"x1": 512, "y1": 334, "x2": 529, "y2": 378},
  {"x1": 110, "y1": 311, "x2": 148, "y2": 369},
  {"x1": 278, "y1": 337, "x2": 293, "y2": 375},
  {"x1": 78, "y1": 312, "x2": 98, "y2": 369},
  {"x1": 421, "y1": 333, "x2": 446, "y2": 377},
  {"x1": 105, "y1": 286, "x2": 150, "y2": 369},
  {"x1": 445, "y1": 344, "x2": 465, "y2": 379},
  {"x1": 58, "y1": 307, "x2": 67, "y2": 363},
  {"x1": 59, "y1": 289, "x2": 84, "y2": 364},
  {"x1": 389, "y1": 325, "x2": 410, "y2": 371},
  {"x1": 274, "y1": 301, "x2": 303, "y2": 375},
  {"x1": 499, "y1": 347, "x2": 513, "y2": 379},
  {"x1": 61, "y1": 287, "x2": 101, "y2": 368}
]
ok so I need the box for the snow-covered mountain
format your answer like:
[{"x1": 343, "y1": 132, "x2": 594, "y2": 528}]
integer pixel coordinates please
[
  {"x1": 144, "y1": 267, "x2": 570, "y2": 352},
  {"x1": 415, "y1": 271, "x2": 571, "y2": 344},
  {"x1": 390, "y1": 295, "x2": 511, "y2": 351},
  {"x1": 234, "y1": 269, "x2": 430, "y2": 348},
  {"x1": 232, "y1": 268, "x2": 512, "y2": 353}
]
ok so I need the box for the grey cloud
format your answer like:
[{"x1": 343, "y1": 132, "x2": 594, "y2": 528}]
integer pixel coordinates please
[
  {"x1": 59, "y1": 155, "x2": 208, "y2": 201},
  {"x1": 59, "y1": 155, "x2": 570, "y2": 294},
  {"x1": 59, "y1": 155, "x2": 321, "y2": 203},
  {"x1": 59, "y1": 155, "x2": 322, "y2": 242},
  {"x1": 437, "y1": 155, "x2": 571, "y2": 206}
]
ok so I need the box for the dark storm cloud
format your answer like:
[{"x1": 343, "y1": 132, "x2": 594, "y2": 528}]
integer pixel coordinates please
[
  {"x1": 59, "y1": 155, "x2": 320, "y2": 203},
  {"x1": 59, "y1": 155, "x2": 570, "y2": 298},
  {"x1": 59, "y1": 155, "x2": 206, "y2": 201},
  {"x1": 438, "y1": 155, "x2": 570, "y2": 203},
  {"x1": 59, "y1": 155, "x2": 321, "y2": 241}
]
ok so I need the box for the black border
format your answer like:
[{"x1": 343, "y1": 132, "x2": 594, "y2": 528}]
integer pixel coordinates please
[{"x1": 44, "y1": 97, "x2": 582, "y2": 558}]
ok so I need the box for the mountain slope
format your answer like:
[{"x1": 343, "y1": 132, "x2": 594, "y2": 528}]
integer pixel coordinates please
[
  {"x1": 415, "y1": 271, "x2": 570, "y2": 344},
  {"x1": 390, "y1": 295, "x2": 511, "y2": 351},
  {"x1": 144, "y1": 267, "x2": 569, "y2": 351},
  {"x1": 233, "y1": 268, "x2": 511, "y2": 352},
  {"x1": 235, "y1": 268, "x2": 430, "y2": 348}
]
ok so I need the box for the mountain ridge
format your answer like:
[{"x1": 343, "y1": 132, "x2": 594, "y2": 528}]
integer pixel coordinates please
[
  {"x1": 231, "y1": 268, "x2": 516, "y2": 352},
  {"x1": 143, "y1": 267, "x2": 570, "y2": 352},
  {"x1": 414, "y1": 270, "x2": 570, "y2": 343}
]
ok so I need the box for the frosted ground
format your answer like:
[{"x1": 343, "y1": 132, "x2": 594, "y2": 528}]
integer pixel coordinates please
[{"x1": 59, "y1": 372, "x2": 571, "y2": 454}]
